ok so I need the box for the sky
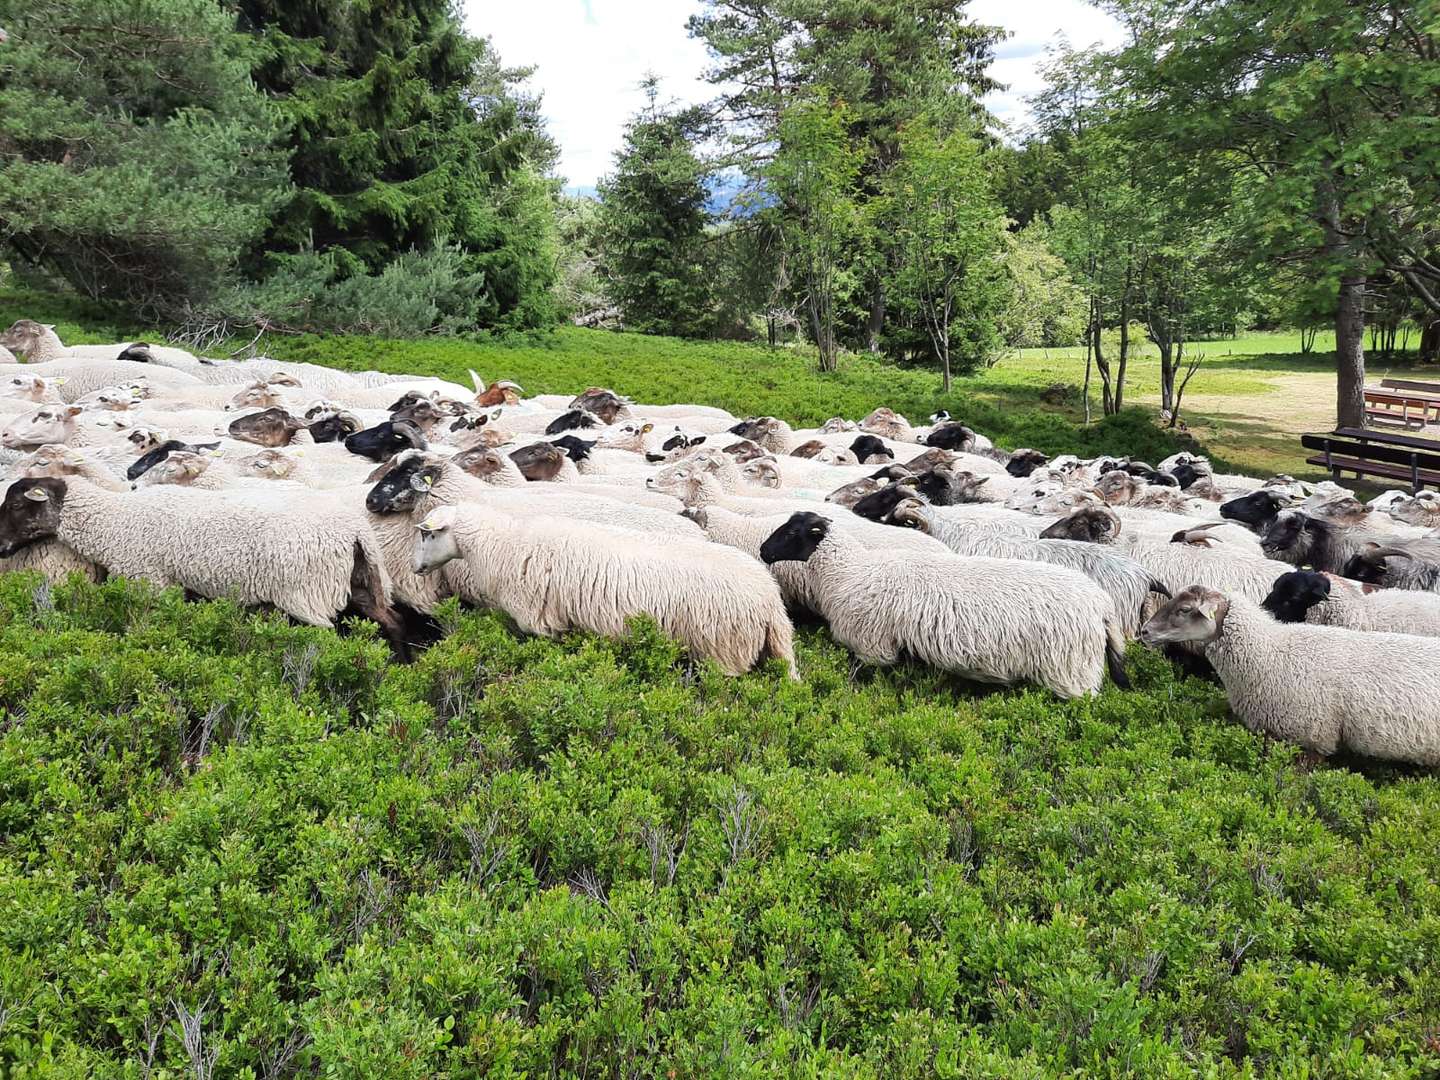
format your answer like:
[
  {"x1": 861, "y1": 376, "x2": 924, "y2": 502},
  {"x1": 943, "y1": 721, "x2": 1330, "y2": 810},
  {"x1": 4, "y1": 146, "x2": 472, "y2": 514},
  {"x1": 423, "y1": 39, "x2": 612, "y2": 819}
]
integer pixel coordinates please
[{"x1": 466, "y1": 0, "x2": 1126, "y2": 193}]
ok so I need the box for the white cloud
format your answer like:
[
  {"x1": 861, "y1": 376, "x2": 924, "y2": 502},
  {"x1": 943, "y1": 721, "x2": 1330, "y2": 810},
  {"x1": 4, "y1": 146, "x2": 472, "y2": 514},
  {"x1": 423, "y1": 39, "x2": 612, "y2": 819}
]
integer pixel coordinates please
[
  {"x1": 466, "y1": 0, "x2": 1126, "y2": 187},
  {"x1": 968, "y1": 0, "x2": 1126, "y2": 135},
  {"x1": 467, "y1": 0, "x2": 715, "y2": 191}
]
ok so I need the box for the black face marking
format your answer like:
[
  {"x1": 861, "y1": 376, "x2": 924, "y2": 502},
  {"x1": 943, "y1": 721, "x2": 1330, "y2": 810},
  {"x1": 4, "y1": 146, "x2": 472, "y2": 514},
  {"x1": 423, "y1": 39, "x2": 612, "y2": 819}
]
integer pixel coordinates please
[
  {"x1": 1261, "y1": 570, "x2": 1331, "y2": 622},
  {"x1": 365, "y1": 457, "x2": 439, "y2": 513},
  {"x1": 662, "y1": 434, "x2": 688, "y2": 452},
  {"x1": 1220, "y1": 490, "x2": 1285, "y2": 529},
  {"x1": 126, "y1": 439, "x2": 216, "y2": 480},
  {"x1": 924, "y1": 423, "x2": 974, "y2": 451},
  {"x1": 849, "y1": 435, "x2": 893, "y2": 463},
  {"x1": 308, "y1": 414, "x2": 358, "y2": 443},
  {"x1": 851, "y1": 482, "x2": 914, "y2": 522},
  {"x1": 0, "y1": 477, "x2": 65, "y2": 557},
  {"x1": 1341, "y1": 552, "x2": 1386, "y2": 585},
  {"x1": 387, "y1": 391, "x2": 427, "y2": 413},
  {"x1": 545, "y1": 409, "x2": 600, "y2": 435},
  {"x1": 1005, "y1": 450, "x2": 1048, "y2": 478},
  {"x1": 549, "y1": 435, "x2": 595, "y2": 461},
  {"x1": 344, "y1": 421, "x2": 427, "y2": 462},
  {"x1": 1170, "y1": 462, "x2": 1204, "y2": 489},
  {"x1": 115, "y1": 343, "x2": 152, "y2": 363},
  {"x1": 760, "y1": 511, "x2": 830, "y2": 564}
]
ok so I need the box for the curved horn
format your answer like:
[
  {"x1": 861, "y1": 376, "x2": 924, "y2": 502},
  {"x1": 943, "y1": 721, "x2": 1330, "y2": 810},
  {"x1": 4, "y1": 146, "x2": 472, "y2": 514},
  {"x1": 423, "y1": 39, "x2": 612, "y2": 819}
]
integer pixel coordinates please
[
  {"x1": 1366, "y1": 545, "x2": 1416, "y2": 561},
  {"x1": 891, "y1": 499, "x2": 932, "y2": 533}
]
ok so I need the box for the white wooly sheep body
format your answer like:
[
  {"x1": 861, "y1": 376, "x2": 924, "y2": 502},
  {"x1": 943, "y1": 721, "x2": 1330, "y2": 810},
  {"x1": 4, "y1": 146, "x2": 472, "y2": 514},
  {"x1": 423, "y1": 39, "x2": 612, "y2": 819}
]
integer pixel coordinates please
[
  {"x1": 926, "y1": 504, "x2": 1047, "y2": 536},
  {"x1": 32, "y1": 479, "x2": 391, "y2": 627},
  {"x1": 408, "y1": 455, "x2": 704, "y2": 540},
  {"x1": 564, "y1": 483, "x2": 685, "y2": 512},
  {"x1": 1112, "y1": 536, "x2": 1291, "y2": 607},
  {"x1": 744, "y1": 455, "x2": 880, "y2": 493},
  {"x1": 0, "y1": 344, "x2": 17, "y2": 365},
  {"x1": 21, "y1": 359, "x2": 203, "y2": 401},
  {"x1": 631, "y1": 402, "x2": 735, "y2": 422},
  {"x1": 573, "y1": 448, "x2": 655, "y2": 482},
  {"x1": 0, "y1": 539, "x2": 102, "y2": 583},
  {"x1": 894, "y1": 503, "x2": 1162, "y2": 636},
  {"x1": 1302, "y1": 575, "x2": 1440, "y2": 638},
  {"x1": 691, "y1": 505, "x2": 947, "y2": 613},
  {"x1": 1143, "y1": 590, "x2": 1440, "y2": 765},
  {"x1": 0, "y1": 323, "x2": 200, "y2": 367},
  {"x1": 414, "y1": 504, "x2": 798, "y2": 679},
  {"x1": 773, "y1": 520, "x2": 1125, "y2": 698}
]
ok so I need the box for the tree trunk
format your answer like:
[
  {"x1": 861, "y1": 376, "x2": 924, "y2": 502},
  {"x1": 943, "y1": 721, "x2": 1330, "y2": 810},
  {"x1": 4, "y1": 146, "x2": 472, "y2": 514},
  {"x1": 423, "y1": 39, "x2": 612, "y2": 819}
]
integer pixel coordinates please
[
  {"x1": 865, "y1": 279, "x2": 885, "y2": 353},
  {"x1": 1157, "y1": 337, "x2": 1175, "y2": 415},
  {"x1": 1421, "y1": 318, "x2": 1440, "y2": 363},
  {"x1": 940, "y1": 338, "x2": 951, "y2": 394},
  {"x1": 1113, "y1": 261, "x2": 1133, "y2": 415},
  {"x1": 1335, "y1": 275, "x2": 1367, "y2": 428}
]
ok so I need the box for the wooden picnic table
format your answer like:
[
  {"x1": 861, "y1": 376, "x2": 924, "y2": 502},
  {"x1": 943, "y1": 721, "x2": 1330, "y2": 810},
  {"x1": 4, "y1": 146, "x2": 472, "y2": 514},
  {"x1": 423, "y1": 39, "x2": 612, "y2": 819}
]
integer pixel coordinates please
[
  {"x1": 1380, "y1": 377, "x2": 1440, "y2": 395},
  {"x1": 1362, "y1": 386, "x2": 1440, "y2": 428}
]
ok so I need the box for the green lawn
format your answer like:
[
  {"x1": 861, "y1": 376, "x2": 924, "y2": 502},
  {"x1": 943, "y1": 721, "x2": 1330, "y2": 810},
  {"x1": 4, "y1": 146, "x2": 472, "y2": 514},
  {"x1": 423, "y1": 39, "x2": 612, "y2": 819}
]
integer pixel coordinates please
[{"x1": 2, "y1": 291, "x2": 1439, "y2": 1076}]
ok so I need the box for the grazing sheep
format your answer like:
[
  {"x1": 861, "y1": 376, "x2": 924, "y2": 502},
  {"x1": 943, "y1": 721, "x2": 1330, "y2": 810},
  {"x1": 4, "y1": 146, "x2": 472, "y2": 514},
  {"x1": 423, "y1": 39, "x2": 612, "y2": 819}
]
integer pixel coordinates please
[
  {"x1": 1387, "y1": 491, "x2": 1440, "y2": 529},
  {"x1": 411, "y1": 504, "x2": 798, "y2": 679},
  {"x1": 889, "y1": 498, "x2": 1167, "y2": 636},
  {"x1": 1141, "y1": 586, "x2": 1440, "y2": 765},
  {"x1": 859, "y1": 408, "x2": 915, "y2": 443},
  {"x1": 18, "y1": 358, "x2": 203, "y2": 401},
  {"x1": 365, "y1": 451, "x2": 703, "y2": 540},
  {"x1": 1262, "y1": 570, "x2": 1440, "y2": 638},
  {"x1": 1342, "y1": 542, "x2": 1440, "y2": 594},
  {"x1": 344, "y1": 419, "x2": 428, "y2": 461},
  {"x1": 15, "y1": 445, "x2": 127, "y2": 491},
  {"x1": 685, "y1": 503, "x2": 947, "y2": 614},
  {"x1": 758, "y1": 511, "x2": 1128, "y2": 698},
  {"x1": 1260, "y1": 511, "x2": 1424, "y2": 574},
  {"x1": 0, "y1": 477, "x2": 399, "y2": 636}
]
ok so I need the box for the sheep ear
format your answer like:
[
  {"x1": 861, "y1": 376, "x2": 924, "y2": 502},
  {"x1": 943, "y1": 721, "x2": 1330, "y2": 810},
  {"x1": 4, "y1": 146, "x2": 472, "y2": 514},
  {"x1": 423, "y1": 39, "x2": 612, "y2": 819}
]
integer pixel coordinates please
[
  {"x1": 63, "y1": 405, "x2": 83, "y2": 417},
  {"x1": 23, "y1": 486, "x2": 51, "y2": 502},
  {"x1": 1194, "y1": 596, "x2": 1219, "y2": 620},
  {"x1": 409, "y1": 468, "x2": 438, "y2": 491},
  {"x1": 641, "y1": 423, "x2": 654, "y2": 434},
  {"x1": 417, "y1": 505, "x2": 456, "y2": 531}
]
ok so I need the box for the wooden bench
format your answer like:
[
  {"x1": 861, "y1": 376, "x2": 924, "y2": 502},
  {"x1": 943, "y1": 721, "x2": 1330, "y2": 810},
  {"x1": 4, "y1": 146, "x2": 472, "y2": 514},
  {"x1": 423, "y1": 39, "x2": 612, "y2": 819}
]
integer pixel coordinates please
[
  {"x1": 1380, "y1": 377, "x2": 1440, "y2": 395},
  {"x1": 1302, "y1": 428, "x2": 1440, "y2": 491},
  {"x1": 1362, "y1": 386, "x2": 1440, "y2": 429}
]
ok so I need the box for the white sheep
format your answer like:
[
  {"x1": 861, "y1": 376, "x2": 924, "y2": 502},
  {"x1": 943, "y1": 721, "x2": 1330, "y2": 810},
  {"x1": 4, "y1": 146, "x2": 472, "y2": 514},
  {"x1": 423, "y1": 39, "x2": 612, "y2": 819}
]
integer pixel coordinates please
[
  {"x1": 1261, "y1": 569, "x2": 1440, "y2": 638},
  {"x1": 14, "y1": 445, "x2": 128, "y2": 491},
  {"x1": 19, "y1": 358, "x2": 203, "y2": 401},
  {"x1": 0, "y1": 477, "x2": 396, "y2": 634},
  {"x1": 412, "y1": 503, "x2": 798, "y2": 679},
  {"x1": 684, "y1": 504, "x2": 946, "y2": 614},
  {"x1": 758, "y1": 511, "x2": 1129, "y2": 698},
  {"x1": 1142, "y1": 586, "x2": 1440, "y2": 766},
  {"x1": 890, "y1": 499, "x2": 1165, "y2": 637}
]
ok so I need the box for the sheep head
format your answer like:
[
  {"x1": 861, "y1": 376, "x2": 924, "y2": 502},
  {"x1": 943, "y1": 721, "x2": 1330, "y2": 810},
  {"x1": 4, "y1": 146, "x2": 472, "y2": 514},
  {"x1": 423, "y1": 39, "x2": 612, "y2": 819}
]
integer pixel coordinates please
[
  {"x1": 0, "y1": 478, "x2": 65, "y2": 557},
  {"x1": 413, "y1": 505, "x2": 461, "y2": 575},
  {"x1": 1140, "y1": 586, "x2": 1229, "y2": 646}
]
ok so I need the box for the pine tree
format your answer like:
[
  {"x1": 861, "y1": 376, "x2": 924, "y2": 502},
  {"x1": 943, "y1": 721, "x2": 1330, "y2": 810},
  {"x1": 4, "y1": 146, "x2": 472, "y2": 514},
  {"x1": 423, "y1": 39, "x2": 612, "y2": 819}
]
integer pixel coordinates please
[
  {"x1": 236, "y1": 2, "x2": 561, "y2": 328},
  {"x1": 0, "y1": 0, "x2": 289, "y2": 311},
  {"x1": 597, "y1": 81, "x2": 715, "y2": 337}
]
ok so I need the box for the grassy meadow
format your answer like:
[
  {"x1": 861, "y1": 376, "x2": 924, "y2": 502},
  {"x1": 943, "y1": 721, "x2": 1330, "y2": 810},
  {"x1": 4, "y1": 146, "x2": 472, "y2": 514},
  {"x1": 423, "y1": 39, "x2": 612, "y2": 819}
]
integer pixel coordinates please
[{"x1": 1, "y1": 290, "x2": 1438, "y2": 1076}]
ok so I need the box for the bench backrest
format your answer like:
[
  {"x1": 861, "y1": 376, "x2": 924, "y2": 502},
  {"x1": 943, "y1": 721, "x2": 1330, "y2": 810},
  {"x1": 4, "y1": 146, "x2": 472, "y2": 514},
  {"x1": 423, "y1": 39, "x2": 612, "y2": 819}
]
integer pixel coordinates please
[{"x1": 1302, "y1": 432, "x2": 1440, "y2": 471}]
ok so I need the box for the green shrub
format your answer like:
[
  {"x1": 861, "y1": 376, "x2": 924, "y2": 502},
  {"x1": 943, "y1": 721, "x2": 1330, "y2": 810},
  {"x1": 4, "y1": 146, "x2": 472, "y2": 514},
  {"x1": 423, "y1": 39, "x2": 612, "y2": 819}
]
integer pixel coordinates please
[{"x1": 0, "y1": 574, "x2": 1436, "y2": 1077}]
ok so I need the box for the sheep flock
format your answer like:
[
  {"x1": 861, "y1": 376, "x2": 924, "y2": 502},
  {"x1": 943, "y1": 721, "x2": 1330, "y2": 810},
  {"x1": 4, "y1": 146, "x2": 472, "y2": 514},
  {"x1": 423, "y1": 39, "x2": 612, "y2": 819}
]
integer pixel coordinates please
[{"x1": 3, "y1": 318, "x2": 1440, "y2": 767}]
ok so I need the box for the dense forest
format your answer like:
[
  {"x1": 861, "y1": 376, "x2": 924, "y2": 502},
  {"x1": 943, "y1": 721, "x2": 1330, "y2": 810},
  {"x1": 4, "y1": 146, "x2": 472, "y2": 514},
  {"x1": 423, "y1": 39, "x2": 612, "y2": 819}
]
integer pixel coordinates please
[{"x1": 0, "y1": 0, "x2": 1437, "y2": 425}]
